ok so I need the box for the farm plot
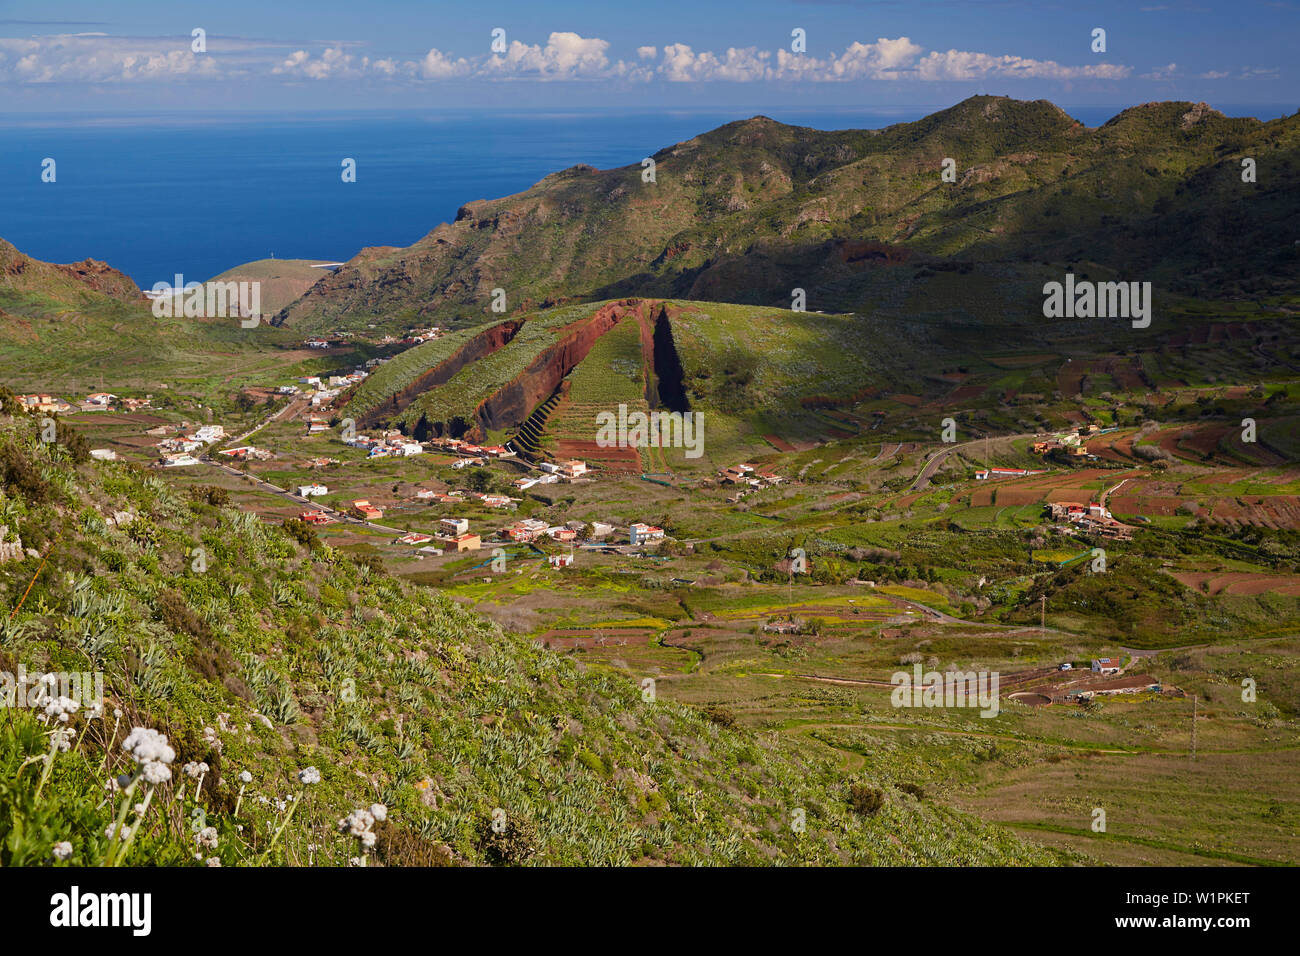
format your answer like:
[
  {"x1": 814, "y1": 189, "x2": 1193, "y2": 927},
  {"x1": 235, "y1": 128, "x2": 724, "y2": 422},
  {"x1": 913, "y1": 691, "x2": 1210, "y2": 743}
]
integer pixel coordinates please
[{"x1": 1170, "y1": 571, "x2": 1300, "y2": 597}]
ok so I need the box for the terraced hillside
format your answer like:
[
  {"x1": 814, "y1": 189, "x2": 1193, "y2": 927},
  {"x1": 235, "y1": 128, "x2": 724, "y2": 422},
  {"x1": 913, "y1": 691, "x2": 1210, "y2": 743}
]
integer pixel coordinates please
[{"x1": 542, "y1": 310, "x2": 652, "y2": 472}]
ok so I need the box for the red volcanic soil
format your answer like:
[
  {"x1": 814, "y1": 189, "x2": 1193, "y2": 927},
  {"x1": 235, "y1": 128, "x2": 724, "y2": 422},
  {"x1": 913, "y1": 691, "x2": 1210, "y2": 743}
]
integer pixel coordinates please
[
  {"x1": 1209, "y1": 496, "x2": 1300, "y2": 530},
  {"x1": 539, "y1": 629, "x2": 656, "y2": 649},
  {"x1": 1087, "y1": 431, "x2": 1137, "y2": 462},
  {"x1": 1110, "y1": 494, "x2": 1183, "y2": 516},
  {"x1": 993, "y1": 486, "x2": 1048, "y2": 506},
  {"x1": 890, "y1": 393, "x2": 923, "y2": 407},
  {"x1": 928, "y1": 384, "x2": 984, "y2": 408},
  {"x1": 554, "y1": 439, "x2": 641, "y2": 472},
  {"x1": 475, "y1": 300, "x2": 661, "y2": 439},
  {"x1": 1178, "y1": 423, "x2": 1231, "y2": 458},
  {"x1": 1057, "y1": 363, "x2": 1086, "y2": 396},
  {"x1": 1171, "y1": 571, "x2": 1300, "y2": 596},
  {"x1": 764, "y1": 434, "x2": 797, "y2": 452}
]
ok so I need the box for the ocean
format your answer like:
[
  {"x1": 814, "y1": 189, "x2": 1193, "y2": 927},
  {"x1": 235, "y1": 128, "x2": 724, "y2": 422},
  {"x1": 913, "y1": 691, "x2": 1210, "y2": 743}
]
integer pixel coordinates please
[{"x1": 0, "y1": 104, "x2": 1290, "y2": 289}]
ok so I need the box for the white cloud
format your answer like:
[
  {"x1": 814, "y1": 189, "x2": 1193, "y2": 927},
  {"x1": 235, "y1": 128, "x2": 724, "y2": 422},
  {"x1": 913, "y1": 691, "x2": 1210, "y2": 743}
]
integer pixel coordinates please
[
  {"x1": 417, "y1": 48, "x2": 471, "y2": 79},
  {"x1": 1140, "y1": 62, "x2": 1179, "y2": 80},
  {"x1": 1200, "y1": 70, "x2": 1230, "y2": 79},
  {"x1": 0, "y1": 33, "x2": 221, "y2": 83},
  {"x1": 915, "y1": 49, "x2": 1131, "y2": 81},
  {"x1": 658, "y1": 44, "x2": 772, "y2": 82},
  {"x1": 482, "y1": 32, "x2": 610, "y2": 78},
  {"x1": 0, "y1": 31, "x2": 1156, "y2": 88}
]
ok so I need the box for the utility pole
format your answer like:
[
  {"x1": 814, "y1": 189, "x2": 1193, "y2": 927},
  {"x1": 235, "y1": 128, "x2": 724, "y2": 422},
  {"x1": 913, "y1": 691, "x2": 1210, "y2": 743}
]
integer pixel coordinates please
[
  {"x1": 1040, "y1": 595, "x2": 1046, "y2": 633},
  {"x1": 1191, "y1": 694, "x2": 1198, "y2": 761}
]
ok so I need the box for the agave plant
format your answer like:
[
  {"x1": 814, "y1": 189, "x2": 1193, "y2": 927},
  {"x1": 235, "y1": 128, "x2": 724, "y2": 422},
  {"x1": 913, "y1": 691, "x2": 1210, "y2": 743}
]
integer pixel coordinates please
[
  {"x1": 128, "y1": 642, "x2": 175, "y2": 700},
  {"x1": 266, "y1": 685, "x2": 300, "y2": 725},
  {"x1": 0, "y1": 614, "x2": 37, "y2": 646},
  {"x1": 75, "y1": 619, "x2": 117, "y2": 663}
]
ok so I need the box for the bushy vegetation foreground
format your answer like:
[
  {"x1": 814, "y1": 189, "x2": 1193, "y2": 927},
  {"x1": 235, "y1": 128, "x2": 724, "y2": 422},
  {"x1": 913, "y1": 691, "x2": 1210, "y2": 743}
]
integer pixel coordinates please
[{"x1": 0, "y1": 413, "x2": 1053, "y2": 866}]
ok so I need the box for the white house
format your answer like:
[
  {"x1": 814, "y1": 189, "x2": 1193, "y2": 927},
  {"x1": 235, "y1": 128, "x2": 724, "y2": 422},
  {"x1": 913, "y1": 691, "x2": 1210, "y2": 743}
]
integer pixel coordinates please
[
  {"x1": 298, "y1": 484, "x2": 328, "y2": 498},
  {"x1": 440, "y1": 517, "x2": 470, "y2": 536},
  {"x1": 630, "y1": 523, "x2": 665, "y2": 545},
  {"x1": 1091, "y1": 658, "x2": 1121, "y2": 675}
]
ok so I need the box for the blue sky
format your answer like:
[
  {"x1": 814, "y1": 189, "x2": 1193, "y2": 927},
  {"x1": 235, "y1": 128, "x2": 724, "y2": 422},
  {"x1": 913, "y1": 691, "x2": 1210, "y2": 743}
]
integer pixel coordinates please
[{"x1": 0, "y1": 0, "x2": 1295, "y2": 113}]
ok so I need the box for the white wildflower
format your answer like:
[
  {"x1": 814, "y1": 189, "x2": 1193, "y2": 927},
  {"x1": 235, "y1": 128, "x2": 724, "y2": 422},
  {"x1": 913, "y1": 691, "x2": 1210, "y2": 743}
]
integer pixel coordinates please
[
  {"x1": 339, "y1": 808, "x2": 375, "y2": 838},
  {"x1": 142, "y1": 761, "x2": 172, "y2": 785},
  {"x1": 105, "y1": 822, "x2": 131, "y2": 842},
  {"x1": 298, "y1": 766, "x2": 321, "y2": 785},
  {"x1": 44, "y1": 695, "x2": 80, "y2": 723},
  {"x1": 121, "y1": 727, "x2": 176, "y2": 767},
  {"x1": 205, "y1": 856, "x2": 221, "y2": 867},
  {"x1": 196, "y1": 826, "x2": 219, "y2": 849},
  {"x1": 52, "y1": 841, "x2": 73, "y2": 861},
  {"x1": 369, "y1": 803, "x2": 387, "y2": 822},
  {"x1": 238, "y1": 771, "x2": 252, "y2": 784}
]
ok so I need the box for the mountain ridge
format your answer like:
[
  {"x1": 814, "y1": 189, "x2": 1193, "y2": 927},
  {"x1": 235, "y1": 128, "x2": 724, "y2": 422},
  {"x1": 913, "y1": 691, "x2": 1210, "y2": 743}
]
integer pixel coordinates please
[{"x1": 275, "y1": 95, "x2": 1300, "y2": 331}]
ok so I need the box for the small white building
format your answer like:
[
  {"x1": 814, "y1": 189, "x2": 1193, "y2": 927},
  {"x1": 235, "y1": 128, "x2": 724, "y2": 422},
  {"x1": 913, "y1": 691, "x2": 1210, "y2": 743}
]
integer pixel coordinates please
[
  {"x1": 298, "y1": 484, "x2": 328, "y2": 498},
  {"x1": 440, "y1": 517, "x2": 469, "y2": 536}
]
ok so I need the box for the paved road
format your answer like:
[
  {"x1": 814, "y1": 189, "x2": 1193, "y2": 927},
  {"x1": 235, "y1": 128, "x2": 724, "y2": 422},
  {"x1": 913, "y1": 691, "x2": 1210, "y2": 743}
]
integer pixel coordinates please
[{"x1": 909, "y1": 431, "x2": 1042, "y2": 492}]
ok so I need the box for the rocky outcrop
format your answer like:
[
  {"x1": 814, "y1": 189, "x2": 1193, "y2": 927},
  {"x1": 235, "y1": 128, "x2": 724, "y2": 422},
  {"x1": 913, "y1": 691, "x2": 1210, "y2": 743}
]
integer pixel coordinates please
[{"x1": 0, "y1": 238, "x2": 142, "y2": 303}]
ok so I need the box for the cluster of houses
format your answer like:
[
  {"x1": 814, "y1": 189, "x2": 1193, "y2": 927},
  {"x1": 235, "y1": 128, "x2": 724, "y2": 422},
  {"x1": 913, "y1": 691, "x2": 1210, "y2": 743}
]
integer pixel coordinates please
[
  {"x1": 718, "y1": 462, "x2": 785, "y2": 487},
  {"x1": 1044, "y1": 500, "x2": 1134, "y2": 540},
  {"x1": 288, "y1": 369, "x2": 370, "y2": 409},
  {"x1": 17, "y1": 393, "x2": 153, "y2": 415},
  {"x1": 218, "y1": 445, "x2": 274, "y2": 462},
  {"x1": 511, "y1": 460, "x2": 589, "y2": 490},
  {"x1": 428, "y1": 436, "x2": 515, "y2": 460},
  {"x1": 1032, "y1": 423, "x2": 1104, "y2": 459},
  {"x1": 152, "y1": 423, "x2": 226, "y2": 467},
  {"x1": 345, "y1": 430, "x2": 425, "y2": 458},
  {"x1": 373, "y1": 327, "x2": 443, "y2": 347},
  {"x1": 716, "y1": 463, "x2": 785, "y2": 502}
]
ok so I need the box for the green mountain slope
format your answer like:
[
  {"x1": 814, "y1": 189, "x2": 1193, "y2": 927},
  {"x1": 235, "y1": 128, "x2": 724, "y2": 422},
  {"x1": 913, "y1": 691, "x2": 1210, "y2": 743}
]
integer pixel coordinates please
[{"x1": 278, "y1": 96, "x2": 1300, "y2": 331}]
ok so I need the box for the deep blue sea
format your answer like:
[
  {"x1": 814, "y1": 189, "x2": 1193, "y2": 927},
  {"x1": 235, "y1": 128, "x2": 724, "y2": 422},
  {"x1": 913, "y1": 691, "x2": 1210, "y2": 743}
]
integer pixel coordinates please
[{"x1": 0, "y1": 104, "x2": 1291, "y2": 289}]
